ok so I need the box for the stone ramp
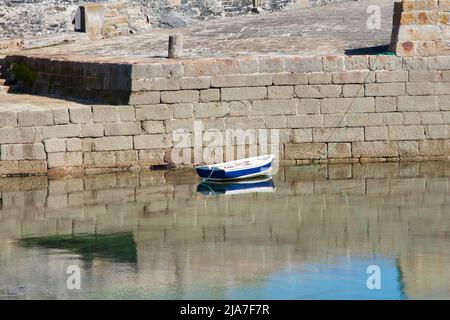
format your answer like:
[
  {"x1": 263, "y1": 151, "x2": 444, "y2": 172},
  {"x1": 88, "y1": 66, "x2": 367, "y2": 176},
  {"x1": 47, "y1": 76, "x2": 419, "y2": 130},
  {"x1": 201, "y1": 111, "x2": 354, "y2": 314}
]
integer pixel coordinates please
[{"x1": 4, "y1": 0, "x2": 395, "y2": 62}]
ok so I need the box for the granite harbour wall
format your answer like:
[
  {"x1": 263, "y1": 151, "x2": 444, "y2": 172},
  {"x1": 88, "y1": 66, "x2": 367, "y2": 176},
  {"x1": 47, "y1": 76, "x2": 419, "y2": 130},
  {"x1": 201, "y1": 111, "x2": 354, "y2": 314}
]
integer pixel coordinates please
[{"x1": 1, "y1": 53, "x2": 450, "y2": 176}]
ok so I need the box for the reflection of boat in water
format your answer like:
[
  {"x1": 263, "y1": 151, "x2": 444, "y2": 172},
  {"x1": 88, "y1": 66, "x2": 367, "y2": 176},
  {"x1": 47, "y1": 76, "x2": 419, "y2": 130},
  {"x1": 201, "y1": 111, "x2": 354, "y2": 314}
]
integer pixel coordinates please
[
  {"x1": 196, "y1": 154, "x2": 275, "y2": 181},
  {"x1": 197, "y1": 176, "x2": 275, "y2": 196}
]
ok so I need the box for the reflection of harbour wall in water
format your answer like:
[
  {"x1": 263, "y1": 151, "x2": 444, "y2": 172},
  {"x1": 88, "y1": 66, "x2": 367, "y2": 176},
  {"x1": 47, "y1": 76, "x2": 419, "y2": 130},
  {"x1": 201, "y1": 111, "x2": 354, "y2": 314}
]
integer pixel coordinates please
[{"x1": 1, "y1": 162, "x2": 450, "y2": 298}]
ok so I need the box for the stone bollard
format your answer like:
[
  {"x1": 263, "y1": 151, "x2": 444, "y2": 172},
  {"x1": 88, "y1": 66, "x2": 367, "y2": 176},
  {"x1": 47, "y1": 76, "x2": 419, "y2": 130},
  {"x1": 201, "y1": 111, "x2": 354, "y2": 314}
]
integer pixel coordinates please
[{"x1": 168, "y1": 34, "x2": 183, "y2": 59}]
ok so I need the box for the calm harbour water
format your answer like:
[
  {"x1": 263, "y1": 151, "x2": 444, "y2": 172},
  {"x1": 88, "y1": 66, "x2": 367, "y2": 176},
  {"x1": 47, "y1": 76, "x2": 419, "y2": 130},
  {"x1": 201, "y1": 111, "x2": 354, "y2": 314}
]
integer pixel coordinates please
[{"x1": 1, "y1": 161, "x2": 450, "y2": 299}]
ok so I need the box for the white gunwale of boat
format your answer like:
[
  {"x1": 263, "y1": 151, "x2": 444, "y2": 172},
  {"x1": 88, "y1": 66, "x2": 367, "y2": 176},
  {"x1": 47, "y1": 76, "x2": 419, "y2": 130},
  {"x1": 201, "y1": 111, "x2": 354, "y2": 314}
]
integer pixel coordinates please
[{"x1": 198, "y1": 154, "x2": 275, "y2": 172}]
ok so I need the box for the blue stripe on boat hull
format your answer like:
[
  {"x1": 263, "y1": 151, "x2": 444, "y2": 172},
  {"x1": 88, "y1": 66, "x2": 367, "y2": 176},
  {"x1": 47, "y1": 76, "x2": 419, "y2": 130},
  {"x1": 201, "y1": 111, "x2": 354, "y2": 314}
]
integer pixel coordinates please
[{"x1": 196, "y1": 162, "x2": 272, "y2": 180}]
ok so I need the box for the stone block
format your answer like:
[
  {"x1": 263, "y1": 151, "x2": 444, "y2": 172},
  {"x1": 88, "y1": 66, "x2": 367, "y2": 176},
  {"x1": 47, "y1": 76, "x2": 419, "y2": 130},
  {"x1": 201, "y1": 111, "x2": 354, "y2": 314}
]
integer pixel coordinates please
[
  {"x1": 333, "y1": 71, "x2": 375, "y2": 84},
  {"x1": 104, "y1": 122, "x2": 141, "y2": 136},
  {"x1": 211, "y1": 75, "x2": 246, "y2": 88},
  {"x1": 294, "y1": 85, "x2": 342, "y2": 98},
  {"x1": 344, "y1": 55, "x2": 369, "y2": 70},
  {"x1": 42, "y1": 124, "x2": 80, "y2": 138},
  {"x1": 228, "y1": 101, "x2": 251, "y2": 116},
  {"x1": 308, "y1": 72, "x2": 332, "y2": 84},
  {"x1": 265, "y1": 116, "x2": 287, "y2": 129},
  {"x1": 93, "y1": 106, "x2": 135, "y2": 122},
  {"x1": 365, "y1": 126, "x2": 389, "y2": 141},
  {"x1": 182, "y1": 59, "x2": 219, "y2": 77},
  {"x1": 128, "y1": 91, "x2": 160, "y2": 105},
  {"x1": 48, "y1": 152, "x2": 83, "y2": 168},
  {"x1": 0, "y1": 127, "x2": 36, "y2": 144},
  {"x1": 94, "y1": 136, "x2": 133, "y2": 151},
  {"x1": 376, "y1": 71, "x2": 408, "y2": 82},
  {"x1": 328, "y1": 142, "x2": 351, "y2": 158},
  {"x1": 375, "y1": 97, "x2": 397, "y2": 112},
  {"x1": 321, "y1": 97, "x2": 375, "y2": 113},
  {"x1": 284, "y1": 56, "x2": 322, "y2": 73},
  {"x1": 268, "y1": 86, "x2": 294, "y2": 99},
  {"x1": 365, "y1": 83, "x2": 406, "y2": 96},
  {"x1": 81, "y1": 123, "x2": 104, "y2": 137},
  {"x1": 419, "y1": 140, "x2": 450, "y2": 156},
  {"x1": 139, "y1": 149, "x2": 165, "y2": 166},
  {"x1": 69, "y1": 106, "x2": 92, "y2": 124},
  {"x1": 342, "y1": 84, "x2": 365, "y2": 97},
  {"x1": 66, "y1": 138, "x2": 83, "y2": 152},
  {"x1": 272, "y1": 73, "x2": 308, "y2": 85},
  {"x1": 297, "y1": 99, "x2": 320, "y2": 114},
  {"x1": 409, "y1": 71, "x2": 443, "y2": 82},
  {"x1": 323, "y1": 56, "x2": 345, "y2": 72},
  {"x1": 368, "y1": 56, "x2": 403, "y2": 71},
  {"x1": 0, "y1": 110, "x2": 17, "y2": 127},
  {"x1": 44, "y1": 139, "x2": 66, "y2": 153},
  {"x1": 0, "y1": 143, "x2": 45, "y2": 160},
  {"x1": 221, "y1": 87, "x2": 267, "y2": 101},
  {"x1": 388, "y1": 125, "x2": 426, "y2": 140},
  {"x1": 286, "y1": 114, "x2": 323, "y2": 128},
  {"x1": 142, "y1": 121, "x2": 165, "y2": 134},
  {"x1": 313, "y1": 127, "x2": 364, "y2": 142},
  {"x1": 161, "y1": 90, "x2": 199, "y2": 103},
  {"x1": 200, "y1": 89, "x2": 220, "y2": 102},
  {"x1": 180, "y1": 77, "x2": 211, "y2": 89},
  {"x1": 398, "y1": 95, "x2": 439, "y2": 111},
  {"x1": 292, "y1": 128, "x2": 312, "y2": 143},
  {"x1": 251, "y1": 99, "x2": 296, "y2": 116},
  {"x1": 259, "y1": 57, "x2": 286, "y2": 73},
  {"x1": 172, "y1": 103, "x2": 194, "y2": 119},
  {"x1": 51, "y1": 108, "x2": 70, "y2": 125},
  {"x1": 193, "y1": 102, "x2": 229, "y2": 118},
  {"x1": 132, "y1": 78, "x2": 180, "y2": 91},
  {"x1": 352, "y1": 141, "x2": 399, "y2": 158},
  {"x1": 135, "y1": 104, "x2": 172, "y2": 121},
  {"x1": 285, "y1": 143, "x2": 327, "y2": 159},
  {"x1": 238, "y1": 57, "x2": 259, "y2": 74},
  {"x1": 427, "y1": 124, "x2": 448, "y2": 139},
  {"x1": 134, "y1": 134, "x2": 171, "y2": 149},
  {"x1": 18, "y1": 110, "x2": 53, "y2": 127},
  {"x1": 245, "y1": 74, "x2": 273, "y2": 86}
]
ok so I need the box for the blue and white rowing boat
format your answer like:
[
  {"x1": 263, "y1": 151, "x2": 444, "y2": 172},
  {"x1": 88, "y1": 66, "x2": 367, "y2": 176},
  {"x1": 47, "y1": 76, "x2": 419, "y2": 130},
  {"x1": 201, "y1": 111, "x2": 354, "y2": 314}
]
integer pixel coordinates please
[{"x1": 196, "y1": 154, "x2": 275, "y2": 181}]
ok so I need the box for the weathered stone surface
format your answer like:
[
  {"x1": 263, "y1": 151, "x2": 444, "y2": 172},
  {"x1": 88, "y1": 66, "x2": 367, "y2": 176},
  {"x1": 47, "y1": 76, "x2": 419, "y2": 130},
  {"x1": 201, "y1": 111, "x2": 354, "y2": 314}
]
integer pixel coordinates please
[
  {"x1": 134, "y1": 134, "x2": 171, "y2": 149},
  {"x1": 365, "y1": 83, "x2": 406, "y2": 96},
  {"x1": 273, "y1": 73, "x2": 308, "y2": 85},
  {"x1": 353, "y1": 141, "x2": 399, "y2": 158},
  {"x1": 193, "y1": 102, "x2": 229, "y2": 118},
  {"x1": 1, "y1": 143, "x2": 45, "y2": 160},
  {"x1": 221, "y1": 87, "x2": 267, "y2": 101},
  {"x1": 81, "y1": 123, "x2": 104, "y2": 137},
  {"x1": 94, "y1": 136, "x2": 133, "y2": 151},
  {"x1": 136, "y1": 104, "x2": 172, "y2": 120},
  {"x1": 285, "y1": 143, "x2": 327, "y2": 159},
  {"x1": 93, "y1": 106, "x2": 135, "y2": 122},
  {"x1": 142, "y1": 121, "x2": 165, "y2": 134},
  {"x1": 200, "y1": 89, "x2": 220, "y2": 102},
  {"x1": 129, "y1": 91, "x2": 161, "y2": 105},
  {"x1": 104, "y1": 122, "x2": 141, "y2": 136},
  {"x1": 161, "y1": 90, "x2": 199, "y2": 103},
  {"x1": 328, "y1": 142, "x2": 351, "y2": 158},
  {"x1": 295, "y1": 85, "x2": 342, "y2": 98},
  {"x1": 313, "y1": 127, "x2": 364, "y2": 142},
  {"x1": 42, "y1": 124, "x2": 80, "y2": 138},
  {"x1": 252, "y1": 99, "x2": 296, "y2": 116},
  {"x1": 398, "y1": 96, "x2": 439, "y2": 111},
  {"x1": 18, "y1": 110, "x2": 53, "y2": 127},
  {"x1": 389, "y1": 125, "x2": 426, "y2": 140},
  {"x1": 48, "y1": 152, "x2": 83, "y2": 168},
  {"x1": 321, "y1": 98, "x2": 375, "y2": 114},
  {"x1": 69, "y1": 106, "x2": 93, "y2": 124},
  {"x1": 44, "y1": 139, "x2": 66, "y2": 153}
]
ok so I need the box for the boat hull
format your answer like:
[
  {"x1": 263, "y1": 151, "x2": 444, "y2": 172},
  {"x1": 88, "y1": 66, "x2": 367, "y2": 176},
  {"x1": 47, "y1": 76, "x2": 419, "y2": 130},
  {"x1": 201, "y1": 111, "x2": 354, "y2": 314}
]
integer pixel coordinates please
[{"x1": 196, "y1": 161, "x2": 272, "y2": 181}]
